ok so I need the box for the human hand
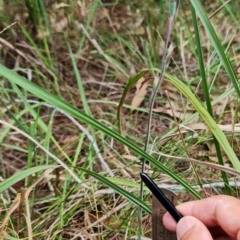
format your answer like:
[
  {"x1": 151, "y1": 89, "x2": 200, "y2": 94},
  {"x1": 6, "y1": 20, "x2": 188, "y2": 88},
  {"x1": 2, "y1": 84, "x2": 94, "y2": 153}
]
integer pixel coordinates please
[{"x1": 163, "y1": 195, "x2": 240, "y2": 240}]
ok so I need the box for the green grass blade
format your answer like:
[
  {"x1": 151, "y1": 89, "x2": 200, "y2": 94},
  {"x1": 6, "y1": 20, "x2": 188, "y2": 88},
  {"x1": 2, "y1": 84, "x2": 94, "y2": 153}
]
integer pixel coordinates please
[
  {"x1": 190, "y1": 5, "x2": 231, "y2": 195},
  {"x1": 66, "y1": 40, "x2": 91, "y2": 116},
  {"x1": 79, "y1": 168, "x2": 151, "y2": 214},
  {"x1": 160, "y1": 70, "x2": 240, "y2": 171},
  {"x1": 190, "y1": 0, "x2": 240, "y2": 97},
  {"x1": 117, "y1": 70, "x2": 148, "y2": 133},
  {"x1": 77, "y1": 0, "x2": 100, "y2": 56},
  {"x1": 0, "y1": 64, "x2": 202, "y2": 199},
  {"x1": 0, "y1": 165, "x2": 58, "y2": 193},
  {"x1": 20, "y1": 25, "x2": 51, "y2": 70}
]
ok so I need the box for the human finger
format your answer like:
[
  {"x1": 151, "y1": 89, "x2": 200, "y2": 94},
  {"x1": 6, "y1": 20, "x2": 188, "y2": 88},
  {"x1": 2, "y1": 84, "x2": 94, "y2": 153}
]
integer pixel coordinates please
[
  {"x1": 176, "y1": 216, "x2": 213, "y2": 240},
  {"x1": 163, "y1": 195, "x2": 240, "y2": 239}
]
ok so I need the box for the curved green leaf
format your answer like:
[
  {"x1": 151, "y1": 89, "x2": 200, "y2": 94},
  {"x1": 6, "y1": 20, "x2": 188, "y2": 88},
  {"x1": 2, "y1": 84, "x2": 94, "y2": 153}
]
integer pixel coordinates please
[
  {"x1": 80, "y1": 168, "x2": 151, "y2": 214},
  {"x1": 162, "y1": 70, "x2": 240, "y2": 171},
  {"x1": 0, "y1": 165, "x2": 58, "y2": 193},
  {"x1": 117, "y1": 70, "x2": 148, "y2": 133},
  {"x1": 0, "y1": 63, "x2": 202, "y2": 199}
]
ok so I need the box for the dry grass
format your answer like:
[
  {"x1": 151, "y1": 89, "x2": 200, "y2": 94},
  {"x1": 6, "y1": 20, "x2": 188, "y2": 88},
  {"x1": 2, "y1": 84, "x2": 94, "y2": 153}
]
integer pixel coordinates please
[{"x1": 0, "y1": 0, "x2": 240, "y2": 239}]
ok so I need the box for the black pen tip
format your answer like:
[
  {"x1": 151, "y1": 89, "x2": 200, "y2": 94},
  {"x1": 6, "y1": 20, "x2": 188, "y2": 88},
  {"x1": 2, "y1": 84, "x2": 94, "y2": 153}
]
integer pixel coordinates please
[{"x1": 139, "y1": 172, "x2": 145, "y2": 179}]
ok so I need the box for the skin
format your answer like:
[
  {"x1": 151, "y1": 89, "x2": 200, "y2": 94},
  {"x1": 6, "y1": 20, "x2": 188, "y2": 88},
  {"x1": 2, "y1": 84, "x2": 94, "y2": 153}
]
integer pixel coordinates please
[{"x1": 163, "y1": 195, "x2": 240, "y2": 240}]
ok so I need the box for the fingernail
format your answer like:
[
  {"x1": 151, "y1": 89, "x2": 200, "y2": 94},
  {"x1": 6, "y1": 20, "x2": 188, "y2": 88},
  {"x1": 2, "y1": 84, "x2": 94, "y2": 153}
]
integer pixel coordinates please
[{"x1": 177, "y1": 216, "x2": 196, "y2": 240}]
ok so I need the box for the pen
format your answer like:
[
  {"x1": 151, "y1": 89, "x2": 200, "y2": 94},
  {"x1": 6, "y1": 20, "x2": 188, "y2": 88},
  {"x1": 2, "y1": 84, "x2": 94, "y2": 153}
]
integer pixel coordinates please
[{"x1": 140, "y1": 172, "x2": 182, "y2": 222}]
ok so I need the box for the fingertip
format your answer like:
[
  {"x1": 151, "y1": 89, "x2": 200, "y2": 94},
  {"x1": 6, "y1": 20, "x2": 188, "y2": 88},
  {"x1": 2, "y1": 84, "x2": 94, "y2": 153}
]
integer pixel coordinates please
[
  {"x1": 177, "y1": 216, "x2": 213, "y2": 240},
  {"x1": 163, "y1": 212, "x2": 177, "y2": 231}
]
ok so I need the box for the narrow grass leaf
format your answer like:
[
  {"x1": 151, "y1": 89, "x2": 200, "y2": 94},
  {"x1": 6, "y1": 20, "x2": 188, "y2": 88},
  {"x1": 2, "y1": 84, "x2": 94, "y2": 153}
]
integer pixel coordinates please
[
  {"x1": 161, "y1": 70, "x2": 240, "y2": 171},
  {"x1": 66, "y1": 40, "x2": 91, "y2": 116},
  {"x1": 191, "y1": 5, "x2": 231, "y2": 194},
  {"x1": 190, "y1": 0, "x2": 240, "y2": 97},
  {"x1": 106, "y1": 177, "x2": 149, "y2": 190},
  {"x1": 117, "y1": 70, "x2": 148, "y2": 134},
  {"x1": 0, "y1": 165, "x2": 58, "y2": 193},
  {"x1": 0, "y1": 64, "x2": 202, "y2": 199},
  {"x1": 79, "y1": 168, "x2": 151, "y2": 214},
  {"x1": 77, "y1": 0, "x2": 100, "y2": 56}
]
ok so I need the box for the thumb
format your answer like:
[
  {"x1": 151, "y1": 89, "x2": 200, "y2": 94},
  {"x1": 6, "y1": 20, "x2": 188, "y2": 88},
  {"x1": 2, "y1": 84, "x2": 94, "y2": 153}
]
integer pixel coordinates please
[{"x1": 176, "y1": 216, "x2": 213, "y2": 240}]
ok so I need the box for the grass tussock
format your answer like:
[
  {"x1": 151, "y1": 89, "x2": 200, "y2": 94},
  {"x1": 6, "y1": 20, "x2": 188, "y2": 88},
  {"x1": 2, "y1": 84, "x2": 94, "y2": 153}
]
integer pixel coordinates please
[{"x1": 0, "y1": 0, "x2": 240, "y2": 239}]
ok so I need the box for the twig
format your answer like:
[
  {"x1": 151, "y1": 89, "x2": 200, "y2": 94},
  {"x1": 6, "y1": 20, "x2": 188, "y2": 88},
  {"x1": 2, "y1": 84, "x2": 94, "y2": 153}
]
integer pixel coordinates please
[
  {"x1": 156, "y1": 152, "x2": 240, "y2": 176},
  {"x1": 138, "y1": 1, "x2": 180, "y2": 238},
  {"x1": 165, "y1": 181, "x2": 240, "y2": 191}
]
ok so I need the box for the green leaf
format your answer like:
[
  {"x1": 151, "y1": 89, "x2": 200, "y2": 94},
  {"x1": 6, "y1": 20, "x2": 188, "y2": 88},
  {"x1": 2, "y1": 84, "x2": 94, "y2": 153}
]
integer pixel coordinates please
[
  {"x1": 190, "y1": 0, "x2": 240, "y2": 97},
  {"x1": 160, "y1": 70, "x2": 240, "y2": 171},
  {"x1": 190, "y1": 5, "x2": 231, "y2": 194},
  {"x1": 0, "y1": 165, "x2": 58, "y2": 193},
  {"x1": 80, "y1": 168, "x2": 151, "y2": 214},
  {"x1": 0, "y1": 64, "x2": 202, "y2": 199},
  {"x1": 117, "y1": 70, "x2": 148, "y2": 134}
]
